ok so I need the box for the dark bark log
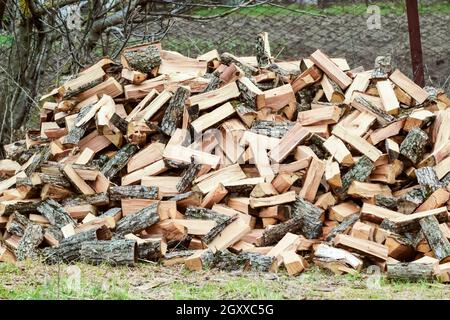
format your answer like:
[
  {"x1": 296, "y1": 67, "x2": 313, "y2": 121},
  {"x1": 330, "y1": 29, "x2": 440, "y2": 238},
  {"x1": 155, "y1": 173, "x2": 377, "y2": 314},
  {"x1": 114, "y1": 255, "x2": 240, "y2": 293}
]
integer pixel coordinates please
[
  {"x1": 0, "y1": 200, "x2": 40, "y2": 216},
  {"x1": 374, "y1": 194, "x2": 398, "y2": 211},
  {"x1": 201, "y1": 74, "x2": 221, "y2": 93},
  {"x1": 44, "y1": 225, "x2": 64, "y2": 246},
  {"x1": 293, "y1": 197, "x2": 324, "y2": 239},
  {"x1": 259, "y1": 216, "x2": 303, "y2": 246},
  {"x1": 6, "y1": 212, "x2": 30, "y2": 237},
  {"x1": 63, "y1": 105, "x2": 93, "y2": 145},
  {"x1": 237, "y1": 80, "x2": 259, "y2": 109},
  {"x1": 25, "y1": 145, "x2": 51, "y2": 176},
  {"x1": 387, "y1": 262, "x2": 435, "y2": 282},
  {"x1": 16, "y1": 224, "x2": 44, "y2": 261},
  {"x1": 381, "y1": 209, "x2": 448, "y2": 234},
  {"x1": 163, "y1": 250, "x2": 195, "y2": 261},
  {"x1": 185, "y1": 206, "x2": 229, "y2": 224},
  {"x1": 37, "y1": 199, "x2": 76, "y2": 228},
  {"x1": 101, "y1": 143, "x2": 138, "y2": 180},
  {"x1": 61, "y1": 192, "x2": 110, "y2": 207},
  {"x1": 325, "y1": 213, "x2": 360, "y2": 242},
  {"x1": 136, "y1": 239, "x2": 166, "y2": 261},
  {"x1": 63, "y1": 78, "x2": 103, "y2": 99},
  {"x1": 80, "y1": 239, "x2": 137, "y2": 266},
  {"x1": 202, "y1": 215, "x2": 238, "y2": 244},
  {"x1": 41, "y1": 228, "x2": 98, "y2": 264},
  {"x1": 397, "y1": 188, "x2": 426, "y2": 214},
  {"x1": 235, "y1": 103, "x2": 257, "y2": 127},
  {"x1": 353, "y1": 96, "x2": 395, "y2": 126},
  {"x1": 100, "y1": 207, "x2": 122, "y2": 220},
  {"x1": 109, "y1": 113, "x2": 128, "y2": 135},
  {"x1": 416, "y1": 167, "x2": 443, "y2": 197},
  {"x1": 250, "y1": 120, "x2": 294, "y2": 139},
  {"x1": 123, "y1": 45, "x2": 161, "y2": 74},
  {"x1": 399, "y1": 127, "x2": 429, "y2": 164},
  {"x1": 420, "y1": 215, "x2": 450, "y2": 262},
  {"x1": 256, "y1": 32, "x2": 272, "y2": 68},
  {"x1": 220, "y1": 52, "x2": 258, "y2": 76},
  {"x1": 109, "y1": 185, "x2": 158, "y2": 201},
  {"x1": 177, "y1": 163, "x2": 201, "y2": 193},
  {"x1": 212, "y1": 250, "x2": 276, "y2": 272},
  {"x1": 335, "y1": 155, "x2": 375, "y2": 199},
  {"x1": 160, "y1": 86, "x2": 191, "y2": 136},
  {"x1": 115, "y1": 203, "x2": 159, "y2": 236},
  {"x1": 34, "y1": 172, "x2": 71, "y2": 188}
]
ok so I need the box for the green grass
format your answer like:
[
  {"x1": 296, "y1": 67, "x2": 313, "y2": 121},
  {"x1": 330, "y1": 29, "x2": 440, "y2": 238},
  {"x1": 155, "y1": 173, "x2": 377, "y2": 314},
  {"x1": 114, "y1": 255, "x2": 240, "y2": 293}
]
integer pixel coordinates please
[
  {"x1": 171, "y1": 277, "x2": 283, "y2": 299},
  {"x1": 0, "y1": 262, "x2": 448, "y2": 300},
  {"x1": 193, "y1": 3, "x2": 450, "y2": 17}
]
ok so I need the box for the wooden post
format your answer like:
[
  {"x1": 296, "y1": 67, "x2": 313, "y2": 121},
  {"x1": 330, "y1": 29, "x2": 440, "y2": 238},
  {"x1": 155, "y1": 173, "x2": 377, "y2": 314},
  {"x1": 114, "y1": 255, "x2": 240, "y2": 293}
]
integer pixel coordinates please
[{"x1": 405, "y1": 0, "x2": 425, "y2": 87}]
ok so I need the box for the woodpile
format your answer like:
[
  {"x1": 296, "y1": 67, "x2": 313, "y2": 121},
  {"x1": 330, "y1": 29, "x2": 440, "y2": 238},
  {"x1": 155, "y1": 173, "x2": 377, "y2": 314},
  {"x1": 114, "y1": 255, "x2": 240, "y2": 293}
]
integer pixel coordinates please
[{"x1": 0, "y1": 33, "x2": 449, "y2": 282}]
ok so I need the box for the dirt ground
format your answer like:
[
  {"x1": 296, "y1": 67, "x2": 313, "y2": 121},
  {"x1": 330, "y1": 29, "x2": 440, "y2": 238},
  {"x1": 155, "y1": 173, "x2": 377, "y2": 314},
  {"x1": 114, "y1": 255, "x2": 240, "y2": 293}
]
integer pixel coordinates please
[{"x1": 0, "y1": 261, "x2": 448, "y2": 300}]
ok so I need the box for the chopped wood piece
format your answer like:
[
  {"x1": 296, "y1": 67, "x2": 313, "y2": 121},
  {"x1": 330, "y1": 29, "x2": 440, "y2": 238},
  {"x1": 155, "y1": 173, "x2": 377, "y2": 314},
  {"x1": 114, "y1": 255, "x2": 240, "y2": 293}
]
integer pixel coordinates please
[
  {"x1": 399, "y1": 127, "x2": 429, "y2": 164},
  {"x1": 268, "y1": 123, "x2": 310, "y2": 163},
  {"x1": 335, "y1": 156, "x2": 375, "y2": 198},
  {"x1": 310, "y1": 49, "x2": 352, "y2": 90},
  {"x1": 291, "y1": 65, "x2": 322, "y2": 93},
  {"x1": 261, "y1": 84, "x2": 296, "y2": 111},
  {"x1": 323, "y1": 136, "x2": 353, "y2": 166},
  {"x1": 334, "y1": 234, "x2": 388, "y2": 262},
  {"x1": 194, "y1": 164, "x2": 246, "y2": 194},
  {"x1": 201, "y1": 183, "x2": 228, "y2": 208},
  {"x1": 62, "y1": 164, "x2": 95, "y2": 195},
  {"x1": 207, "y1": 218, "x2": 250, "y2": 252},
  {"x1": 185, "y1": 249, "x2": 215, "y2": 271},
  {"x1": 416, "y1": 189, "x2": 450, "y2": 212},
  {"x1": 80, "y1": 239, "x2": 136, "y2": 266},
  {"x1": 403, "y1": 109, "x2": 435, "y2": 132},
  {"x1": 330, "y1": 202, "x2": 360, "y2": 222},
  {"x1": 376, "y1": 80, "x2": 400, "y2": 115},
  {"x1": 16, "y1": 224, "x2": 44, "y2": 261},
  {"x1": 387, "y1": 262, "x2": 435, "y2": 282},
  {"x1": 332, "y1": 125, "x2": 382, "y2": 162},
  {"x1": 109, "y1": 185, "x2": 158, "y2": 201},
  {"x1": 325, "y1": 160, "x2": 342, "y2": 188},
  {"x1": 382, "y1": 207, "x2": 448, "y2": 233},
  {"x1": 348, "y1": 181, "x2": 392, "y2": 199},
  {"x1": 115, "y1": 203, "x2": 159, "y2": 236},
  {"x1": 256, "y1": 32, "x2": 272, "y2": 67},
  {"x1": 101, "y1": 144, "x2": 138, "y2": 180},
  {"x1": 189, "y1": 82, "x2": 239, "y2": 111},
  {"x1": 368, "y1": 119, "x2": 405, "y2": 145},
  {"x1": 37, "y1": 199, "x2": 76, "y2": 228},
  {"x1": 389, "y1": 69, "x2": 429, "y2": 104},
  {"x1": 419, "y1": 215, "x2": 450, "y2": 262},
  {"x1": 292, "y1": 197, "x2": 323, "y2": 239},
  {"x1": 314, "y1": 243, "x2": 363, "y2": 270},
  {"x1": 299, "y1": 157, "x2": 325, "y2": 202},
  {"x1": 298, "y1": 105, "x2": 341, "y2": 126},
  {"x1": 249, "y1": 191, "x2": 296, "y2": 208},
  {"x1": 161, "y1": 86, "x2": 191, "y2": 136}
]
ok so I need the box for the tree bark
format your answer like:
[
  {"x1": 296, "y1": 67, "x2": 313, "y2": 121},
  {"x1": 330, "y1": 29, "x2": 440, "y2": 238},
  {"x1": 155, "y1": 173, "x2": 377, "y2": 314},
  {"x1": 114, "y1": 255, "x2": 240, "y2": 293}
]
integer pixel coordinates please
[
  {"x1": 387, "y1": 262, "x2": 436, "y2": 282},
  {"x1": 101, "y1": 143, "x2": 138, "y2": 180},
  {"x1": 37, "y1": 199, "x2": 76, "y2": 228},
  {"x1": 115, "y1": 203, "x2": 159, "y2": 236},
  {"x1": 16, "y1": 224, "x2": 44, "y2": 261},
  {"x1": 420, "y1": 215, "x2": 450, "y2": 262},
  {"x1": 80, "y1": 239, "x2": 137, "y2": 266},
  {"x1": 109, "y1": 185, "x2": 158, "y2": 201}
]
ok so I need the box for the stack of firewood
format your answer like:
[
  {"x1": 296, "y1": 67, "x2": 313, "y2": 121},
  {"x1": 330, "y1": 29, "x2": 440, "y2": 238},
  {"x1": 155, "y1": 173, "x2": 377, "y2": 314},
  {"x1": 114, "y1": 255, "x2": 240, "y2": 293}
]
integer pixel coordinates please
[{"x1": 0, "y1": 34, "x2": 449, "y2": 282}]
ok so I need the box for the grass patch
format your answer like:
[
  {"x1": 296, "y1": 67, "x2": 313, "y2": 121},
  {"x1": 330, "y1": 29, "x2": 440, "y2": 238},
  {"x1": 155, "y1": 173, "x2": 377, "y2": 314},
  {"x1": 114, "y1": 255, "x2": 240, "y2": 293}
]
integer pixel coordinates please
[
  {"x1": 171, "y1": 277, "x2": 283, "y2": 300},
  {"x1": 193, "y1": 3, "x2": 450, "y2": 17}
]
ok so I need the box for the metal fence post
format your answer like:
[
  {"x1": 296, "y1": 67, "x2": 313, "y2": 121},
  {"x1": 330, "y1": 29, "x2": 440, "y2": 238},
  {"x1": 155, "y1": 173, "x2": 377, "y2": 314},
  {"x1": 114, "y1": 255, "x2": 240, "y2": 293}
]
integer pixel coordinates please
[{"x1": 405, "y1": 0, "x2": 425, "y2": 87}]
